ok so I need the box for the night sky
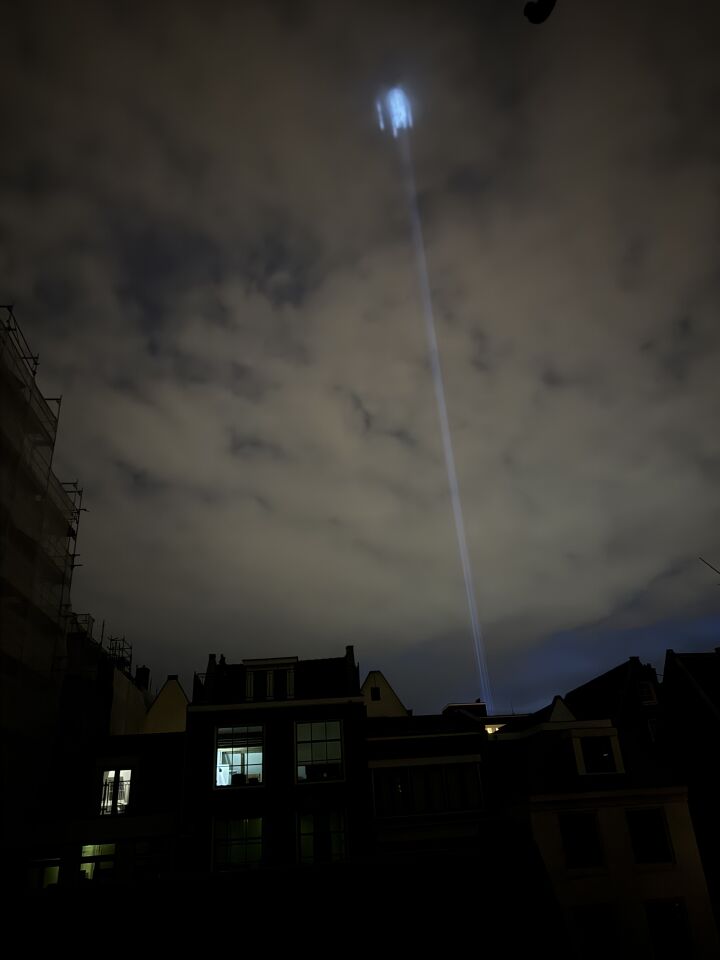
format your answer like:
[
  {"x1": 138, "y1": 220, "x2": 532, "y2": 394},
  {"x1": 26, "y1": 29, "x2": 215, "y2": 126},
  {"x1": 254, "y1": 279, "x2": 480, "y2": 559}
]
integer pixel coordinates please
[{"x1": 4, "y1": 0, "x2": 720, "y2": 713}]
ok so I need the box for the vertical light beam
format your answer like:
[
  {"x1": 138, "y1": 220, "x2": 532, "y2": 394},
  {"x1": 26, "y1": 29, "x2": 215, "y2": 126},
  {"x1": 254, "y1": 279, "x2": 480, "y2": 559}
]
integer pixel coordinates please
[{"x1": 377, "y1": 88, "x2": 493, "y2": 711}]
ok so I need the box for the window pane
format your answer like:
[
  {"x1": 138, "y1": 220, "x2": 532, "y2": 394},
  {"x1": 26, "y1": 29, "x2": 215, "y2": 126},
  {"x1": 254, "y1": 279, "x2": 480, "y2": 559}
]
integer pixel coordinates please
[
  {"x1": 296, "y1": 721, "x2": 343, "y2": 781},
  {"x1": 100, "y1": 771, "x2": 115, "y2": 815},
  {"x1": 559, "y1": 812, "x2": 604, "y2": 868},
  {"x1": 117, "y1": 771, "x2": 131, "y2": 813},
  {"x1": 300, "y1": 836, "x2": 313, "y2": 863},
  {"x1": 311, "y1": 742, "x2": 327, "y2": 762},
  {"x1": 581, "y1": 737, "x2": 616, "y2": 774},
  {"x1": 216, "y1": 727, "x2": 263, "y2": 786},
  {"x1": 645, "y1": 900, "x2": 691, "y2": 959},
  {"x1": 214, "y1": 818, "x2": 262, "y2": 870},
  {"x1": 627, "y1": 809, "x2": 673, "y2": 863}
]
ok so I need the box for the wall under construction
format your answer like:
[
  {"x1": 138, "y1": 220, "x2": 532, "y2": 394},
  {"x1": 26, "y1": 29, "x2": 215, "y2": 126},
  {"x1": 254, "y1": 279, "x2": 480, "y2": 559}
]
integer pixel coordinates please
[{"x1": 0, "y1": 307, "x2": 85, "y2": 827}]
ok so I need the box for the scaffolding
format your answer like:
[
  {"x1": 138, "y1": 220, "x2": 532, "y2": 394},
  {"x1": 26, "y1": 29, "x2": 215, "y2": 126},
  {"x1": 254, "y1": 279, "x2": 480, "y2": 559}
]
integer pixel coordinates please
[
  {"x1": 107, "y1": 635, "x2": 133, "y2": 675},
  {"x1": 0, "y1": 307, "x2": 84, "y2": 670}
]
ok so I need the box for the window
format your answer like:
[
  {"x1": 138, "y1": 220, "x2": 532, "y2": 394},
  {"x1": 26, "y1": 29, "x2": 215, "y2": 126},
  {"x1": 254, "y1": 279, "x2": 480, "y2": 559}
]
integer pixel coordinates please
[
  {"x1": 213, "y1": 818, "x2": 262, "y2": 869},
  {"x1": 626, "y1": 808, "x2": 674, "y2": 864},
  {"x1": 580, "y1": 736, "x2": 617, "y2": 774},
  {"x1": 100, "y1": 769, "x2": 131, "y2": 815},
  {"x1": 569, "y1": 904, "x2": 620, "y2": 958},
  {"x1": 638, "y1": 681, "x2": 658, "y2": 706},
  {"x1": 370, "y1": 686, "x2": 381, "y2": 701},
  {"x1": 80, "y1": 843, "x2": 116, "y2": 881},
  {"x1": 298, "y1": 812, "x2": 345, "y2": 864},
  {"x1": 374, "y1": 764, "x2": 482, "y2": 817},
  {"x1": 296, "y1": 721, "x2": 342, "y2": 782},
  {"x1": 645, "y1": 900, "x2": 692, "y2": 958},
  {"x1": 246, "y1": 668, "x2": 294, "y2": 701},
  {"x1": 216, "y1": 726, "x2": 263, "y2": 786},
  {"x1": 558, "y1": 811, "x2": 604, "y2": 868},
  {"x1": 27, "y1": 860, "x2": 60, "y2": 890}
]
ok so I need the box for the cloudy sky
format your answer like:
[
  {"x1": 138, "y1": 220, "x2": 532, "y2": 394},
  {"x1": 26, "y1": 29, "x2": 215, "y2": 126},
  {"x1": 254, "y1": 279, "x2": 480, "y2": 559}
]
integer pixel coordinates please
[{"x1": 3, "y1": 0, "x2": 720, "y2": 712}]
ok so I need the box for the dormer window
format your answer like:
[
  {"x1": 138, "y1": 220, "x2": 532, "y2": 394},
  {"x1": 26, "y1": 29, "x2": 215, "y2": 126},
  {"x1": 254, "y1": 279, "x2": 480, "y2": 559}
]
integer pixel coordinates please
[
  {"x1": 246, "y1": 667, "x2": 295, "y2": 702},
  {"x1": 576, "y1": 735, "x2": 623, "y2": 775}
]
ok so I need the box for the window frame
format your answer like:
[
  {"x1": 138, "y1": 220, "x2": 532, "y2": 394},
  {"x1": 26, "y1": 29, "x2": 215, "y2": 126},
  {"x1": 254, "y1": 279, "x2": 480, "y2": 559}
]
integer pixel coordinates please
[
  {"x1": 557, "y1": 810, "x2": 606, "y2": 870},
  {"x1": 297, "y1": 811, "x2": 346, "y2": 865},
  {"x1": 573, "y1": 733, "x2": 624, "y2": 775},
  {"x1": 214, "y1": 724, "x2": 264, "y2": 788},
  {"x1": 626, "y1": 807, "x2": 675, "y2": 865},
  {"x1": 295, "y1": 719, "x2": 344, "y2": 784},
  {"x1": 212, "y1": 817, "x2": 263, "y2": 871},
  {"x1": 99, "y1": 768, "x2": 132, "y2": 816}
]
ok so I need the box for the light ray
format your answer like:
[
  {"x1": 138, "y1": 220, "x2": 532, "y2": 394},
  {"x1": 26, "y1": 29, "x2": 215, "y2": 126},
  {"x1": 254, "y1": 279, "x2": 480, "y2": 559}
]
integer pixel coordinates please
[{"x1": 378, "y1": 88, "x2": 493, "y2": 711}]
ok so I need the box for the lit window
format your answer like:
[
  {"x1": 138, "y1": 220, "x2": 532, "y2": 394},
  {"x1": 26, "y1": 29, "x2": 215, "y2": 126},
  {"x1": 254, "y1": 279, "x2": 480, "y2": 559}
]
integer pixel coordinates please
[
  {"x1": 80, "y1": 843, "x2": 116, "y2": 881},
  {"x1": 27, "y1": 860, "x2": 60, "y2": 890},
  {"x1": 485, "y1": 724, "x2": 505, "y2": 735},
  {"x1": 100, "y1": 769, "x2": 131, "y2": 815},
  {"x1": 216, "y1": 726, "x2": 263, "y2": 786},
  {"x1": 299, "y1": 812, "x2": 345, "y2": 864},
  {"x1": 296, "y1": 721, "x2": 343, "y2": 782},
  {"x1": 214, "y1": 818, "x2": 262, "y2": 869}
]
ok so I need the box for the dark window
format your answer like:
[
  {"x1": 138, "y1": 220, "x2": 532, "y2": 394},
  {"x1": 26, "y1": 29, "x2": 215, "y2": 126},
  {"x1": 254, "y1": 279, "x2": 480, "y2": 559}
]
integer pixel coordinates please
[
  {"x1": 374, "y1": 764, "x2": 481, "y2": 817},
  {"x1": 558, "y1": 811, "x2": 604, "y2": 868},
  {"x1": 375, "y1": 768, "x2": 412, "y2": 816},
  {"x1": 275, "y1": 669, "x2": 287, "y2": 700},
  {"x1": 216, "y1": 726, "x2": 263, "y2": 786},
  {"x1": 214, "y1": 818, "x2": 262, "y2": 869},
  {"x1": 626, "y1": 809, "x2": 673, "y2": 864},
  {"x1": 645, "y1": 900, "x2": 692, "y2": 959},
  {"x1": 370, "y1": 686, "x2": 381, "y2": 701},
  {"x1": 569, "y1": 904, "x2": 619, "y2": 958},
  {"x1": 638, "y1": 681, "x2": 658, "y2": 705},
  {"x1": 296, "y1": 721, "x2": 342, "y2": 782},
  {"x1": 298, "y1": 811, "x2": 345, "y2": 864},
  {"x1": 581, "y1": 736, "x2": 617, "y2": 774}
]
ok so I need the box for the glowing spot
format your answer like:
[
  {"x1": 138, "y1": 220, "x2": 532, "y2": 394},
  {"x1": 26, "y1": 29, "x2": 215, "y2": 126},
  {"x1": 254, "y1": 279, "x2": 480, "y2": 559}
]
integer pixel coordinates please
[{"x1": 376, "y1": 87, "x2": 413, "y2": 137}]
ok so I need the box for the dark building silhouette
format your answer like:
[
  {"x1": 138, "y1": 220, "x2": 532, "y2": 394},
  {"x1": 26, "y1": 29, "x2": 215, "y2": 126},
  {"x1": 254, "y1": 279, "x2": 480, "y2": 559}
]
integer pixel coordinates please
[
  {"x1": 486, "y1": 690, "x2": 716, "y2": 957},
  {"x1": 14, "y1": 643, "x2": 720, "y2": 954},
  {"x1": 662, "y1": 647, "x2": 720, "y2": 927},
  {"x1": 184, "y1": 647, "x2": 368, "y2": 877},
  {"x1": 1, "y1": 309, "x2": 150, "y2": 886},
  {"x1": 1, "y1": 308, "x2": 82, "y2": 829}
]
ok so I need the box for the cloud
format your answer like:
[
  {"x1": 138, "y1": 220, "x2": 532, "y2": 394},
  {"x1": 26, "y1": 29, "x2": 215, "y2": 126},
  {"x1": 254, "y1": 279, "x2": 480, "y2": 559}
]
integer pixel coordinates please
[{"x1": 2, "y1": 0, "x2": 720, "y2": 709}]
